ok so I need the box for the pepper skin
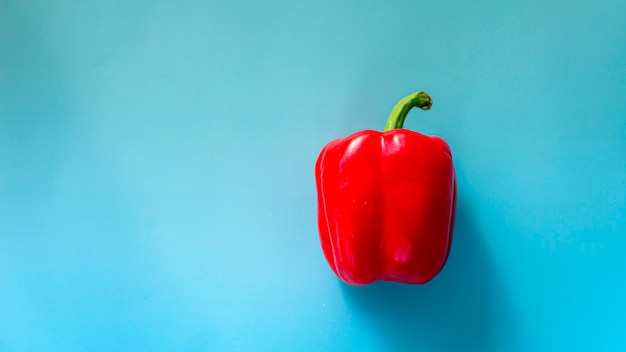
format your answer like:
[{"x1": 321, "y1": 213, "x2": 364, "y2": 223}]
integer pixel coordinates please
[{"x1": 315, "y1": 91, "x2": 456, "y2": 285}]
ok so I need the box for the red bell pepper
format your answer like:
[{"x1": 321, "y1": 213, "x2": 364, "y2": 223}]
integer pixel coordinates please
[{"x1": 315, "y1": 91, "x2": 456, "y2": 285}]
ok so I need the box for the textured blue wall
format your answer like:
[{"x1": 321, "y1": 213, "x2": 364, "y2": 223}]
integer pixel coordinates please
[{"x1": 1, "y1": 1, "x2": 625, "y2": 351}]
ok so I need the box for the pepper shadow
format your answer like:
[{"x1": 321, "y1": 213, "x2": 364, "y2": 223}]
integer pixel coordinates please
[{"x1": 340, "y1": 198, "x2": 513, "y2": 351}]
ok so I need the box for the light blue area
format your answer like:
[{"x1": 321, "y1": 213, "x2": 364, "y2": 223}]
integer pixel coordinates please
[{"x1": 1, "y1": 0, "x2": 625, "y2": 351}]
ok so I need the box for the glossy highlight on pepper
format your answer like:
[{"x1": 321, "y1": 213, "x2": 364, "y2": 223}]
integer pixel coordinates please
[{"x1": 315, "y1": 91, "x2": 457, "y2": 285}]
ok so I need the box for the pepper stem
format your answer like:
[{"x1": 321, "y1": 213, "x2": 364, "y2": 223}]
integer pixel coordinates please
[{"x1": 383, "y1": 91, "x2": 433, "y2": 131}]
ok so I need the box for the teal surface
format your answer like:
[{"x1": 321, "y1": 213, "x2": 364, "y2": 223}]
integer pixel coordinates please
[{"x1": 1, "y1": 1, "x2": 625, "y2": 351}]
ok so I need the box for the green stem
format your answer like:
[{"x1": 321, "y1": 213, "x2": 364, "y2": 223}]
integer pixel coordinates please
[{"x1": 383, "y1": 91, "x2": 433, "y2": 131}]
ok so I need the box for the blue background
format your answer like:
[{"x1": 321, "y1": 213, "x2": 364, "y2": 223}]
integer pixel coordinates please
[{"x1": 1, "y1": 0, "x2": 625, "y2": 351}]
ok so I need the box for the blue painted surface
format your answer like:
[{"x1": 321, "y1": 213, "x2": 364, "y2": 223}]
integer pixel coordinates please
[{"x1": 1, "y1": 0, "x2": 625, "y2": 351}]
